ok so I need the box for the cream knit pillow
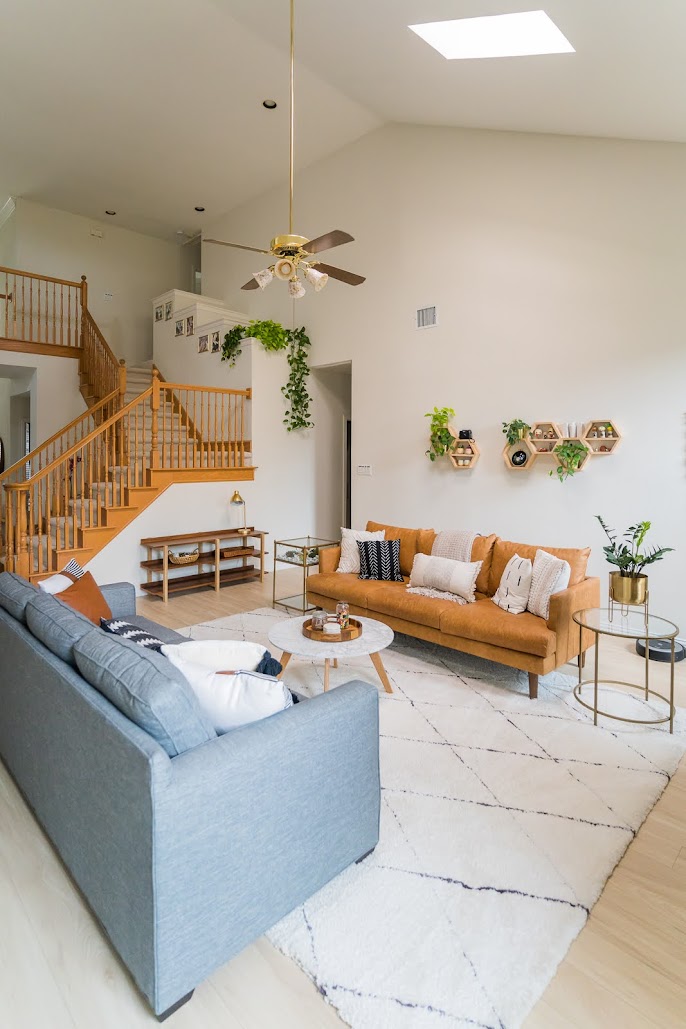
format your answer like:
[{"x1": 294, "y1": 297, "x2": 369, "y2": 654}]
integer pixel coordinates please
[
  {"x1": 527, "y1": 550, "x2": 571, "y2": 619},
  {"x1": 337, "y1": 527, "x2": 385, "y2": 574}
]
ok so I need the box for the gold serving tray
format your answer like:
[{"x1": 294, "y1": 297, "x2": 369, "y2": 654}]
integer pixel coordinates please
[{"x1": 302, "y1": 616, "x2": 363, "y2": 643}]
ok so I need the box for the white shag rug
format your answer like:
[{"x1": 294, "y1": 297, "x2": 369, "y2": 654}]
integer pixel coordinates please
[{"x1": 179, "y1": 608, "x2": 686, "y2": 1029}]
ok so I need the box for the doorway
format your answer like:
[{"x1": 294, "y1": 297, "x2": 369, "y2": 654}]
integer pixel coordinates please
[{"x1": 311, "y1": 363, "x2": 352, "y2": 537}]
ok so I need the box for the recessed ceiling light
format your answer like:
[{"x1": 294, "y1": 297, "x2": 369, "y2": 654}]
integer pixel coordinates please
[
  {"x1": 176, "y1": 230, "x2": 185, "y2": 235},
  {"x1": 105, "y1": 209, "x2": 116, "y2": 216},
  {"x1": 408, "y1": 10, "x2": 575, "y2": 60},
  {"x1": 194, "y1": 205, "x2": 205, "y2": 212},
  {"x1": 262, "y1": 99, "x2": 277, "y2": 110}
]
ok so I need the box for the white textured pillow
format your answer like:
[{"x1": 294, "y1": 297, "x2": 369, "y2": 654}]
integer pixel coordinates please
[
  {"x1": 409, "y1": 553, "x2": 482, "y2": 603},
  {"x1": 492, "y1": 554, "x2": 533, "y2": 614},
  {"x1": 161, "y1": 646, "x2": 292, "y2": 733},
  {"x1": 337, "y1": 527, "x2": 385, "y2": 574},
  {"x1": 527, "y1": 550, "x2": 571, "y2": 619},
  {"x1": 162, "y1": 639, "x2": 267, "y2": 671},
  {"x1": 38, "y1": 559, "x2": 86, "y2": 595}
]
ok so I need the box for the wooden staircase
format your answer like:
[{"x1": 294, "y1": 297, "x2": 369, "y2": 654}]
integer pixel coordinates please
[{"x1": 0, "y1": 265, "x2": 254, "y2": 581}]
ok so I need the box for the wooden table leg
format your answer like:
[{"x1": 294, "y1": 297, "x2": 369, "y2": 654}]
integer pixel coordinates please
[
  {"x1": 333, "y1": 658, "x2": 338, "y2": 669},
  {"x1": 277, "y1": 652, "x2": 292, "y2": 679},
  {"x1": 370, "y1": 651, "x2": 393, "y2": 694},
  {"x1": 324, "y1": 658, "x2": 330, "y2": 692}
]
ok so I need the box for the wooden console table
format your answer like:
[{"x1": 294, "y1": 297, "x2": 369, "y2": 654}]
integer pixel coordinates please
[{"x1": 140, "y1": 528, "x2": 267, "y2": 603}]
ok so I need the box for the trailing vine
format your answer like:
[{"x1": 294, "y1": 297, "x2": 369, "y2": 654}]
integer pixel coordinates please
[{"x1": 221, "y1": 319, "x2": 313, "y2": 431}]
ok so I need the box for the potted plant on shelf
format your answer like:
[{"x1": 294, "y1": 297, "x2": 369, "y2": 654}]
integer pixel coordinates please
[
  {"x1": 595, "y1": 516, "x2": 674, "y2": 606},
  {"x1": 501, "y1": 418, "x2": 531, "y2": 446},
  {"x1": 550, "y1": 439, "x2": 588, "y2": 482},
  {"x1": 425, "y1": 406, "x2": 456, "y2": 462}
]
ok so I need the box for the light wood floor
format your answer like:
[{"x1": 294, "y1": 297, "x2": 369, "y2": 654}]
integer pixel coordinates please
[{"x1": 2, "y1": 570, "x2": 684, "y2": 1028}]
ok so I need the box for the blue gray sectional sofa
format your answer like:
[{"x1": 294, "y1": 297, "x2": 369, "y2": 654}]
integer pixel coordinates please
[{"x1": 0, "y1": 573, "x2": 380, "y2": 1019}]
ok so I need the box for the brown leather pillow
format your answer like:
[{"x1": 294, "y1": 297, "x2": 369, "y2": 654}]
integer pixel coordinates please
[{"x1": 58, "y1": 572, "x2": 112, "y2": 624}]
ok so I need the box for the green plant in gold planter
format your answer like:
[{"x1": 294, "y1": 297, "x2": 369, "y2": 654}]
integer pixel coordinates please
[
  {"x1": 550, "y1": 439, "x2": 588, "y2": 482},
  {"x1": 595, "y1": 516, "x2": 674, "y2": 606},
  {"x1": 425, "y1": 406, "x2": 456, "y2": 462},
  {"x1": 502, "y1": 418, "x2": 531, "y2": 447}
]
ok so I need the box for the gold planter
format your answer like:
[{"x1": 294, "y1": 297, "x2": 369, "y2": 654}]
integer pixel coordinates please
[{"x1": 609, "y1": 572, "x2": 648, "y2": 606}]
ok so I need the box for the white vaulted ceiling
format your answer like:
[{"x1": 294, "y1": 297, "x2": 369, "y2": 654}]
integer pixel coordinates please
[{"x1": 1, "y1": 0, "x2": 685, "y2": 238}]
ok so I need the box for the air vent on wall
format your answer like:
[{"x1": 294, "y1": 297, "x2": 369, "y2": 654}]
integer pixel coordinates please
[{"x1": 416, "y1": 305, "x2": 437, "y2": 328}]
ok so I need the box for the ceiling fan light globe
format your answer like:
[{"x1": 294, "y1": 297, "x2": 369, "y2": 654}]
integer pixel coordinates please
[
  {"x1": 288, "y1": 277, "x2": 306, "y2": 299},
  {"x1": 252, "y1": 267, "x2": 273, "y2": 290},
  {"x1": 274, "y1": 258, "x2": 295, "y2": 280},
  {"x1": 304, "y1": 266, "x2": 328, "y2": 292}
]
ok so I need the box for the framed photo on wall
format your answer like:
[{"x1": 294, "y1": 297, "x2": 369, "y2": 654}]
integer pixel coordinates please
[
  {"x1": 186, "y1": 315, "x2": 194, "y2": 336},
  {"x1": 154, "y1": 305, "x2": 164, "y2": 322},
  {"x1": 165, "y1": 301, "x2": 173, "y2": 320},
  {"x1": 211, "y1": 331, "x2": 220, "y2": 353},
  {"x1": 175, "y1": 319, "x2": 184, "y2": 337},
  {"x1": 198, "y1": 334, "x2": 209, "y2": 353}
]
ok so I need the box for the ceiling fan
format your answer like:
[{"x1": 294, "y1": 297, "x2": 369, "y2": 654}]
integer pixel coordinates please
[{"x1": 204, "y1": 0, "x2": 365, "y2": 298}]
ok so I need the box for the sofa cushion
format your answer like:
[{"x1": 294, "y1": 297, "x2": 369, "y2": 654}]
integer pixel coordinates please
[
  {"x1": 73, "y1": 631, "x2": 217, "y2": 757},
  {"x1": 25, "y1": 592, "x2": 98, "y2": 666},
  {"x1": 416, "y1": 531, "x2": 497, "y2": 596},
  {"x1": 488, "y1": 540, "x2": 590, "y2": 595},
  {"x1": 369, "y1": 583, "x2": 461, "y2": 630},
  {"x1": 0, "y1": 571, "x2": 39, "y2": 623},
  {"x1": 439, "y1": 599, "x2": 556, "y2": 658},
  {"x1": 307, "y1": 571, "x2": 394, "y2": 608},
  {"x1": 366, "y1": 521, "x2": 423, "y2": 577}
]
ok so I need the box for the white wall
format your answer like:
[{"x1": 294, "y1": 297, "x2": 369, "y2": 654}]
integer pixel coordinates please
[
  {"x1": 0, "y1": 379, "x2": 11, "y2": 465},
  {"x1": 13, "y1": 199, "x2": 185, "y2": 365},
  {"x1": 201, "y1": 123, "x2": 686, "y2": 628},
  {"x1": 0, "y1": 352, "x2": 84, "y2": 452},
  {"x1": 0, "y1": 199, "x2": 17, "y2": 268}
]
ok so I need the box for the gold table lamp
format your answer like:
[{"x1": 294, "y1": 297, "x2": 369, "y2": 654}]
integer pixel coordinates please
[{"x1": 230, "y1": 490, "x2": 250, "y2": 535}]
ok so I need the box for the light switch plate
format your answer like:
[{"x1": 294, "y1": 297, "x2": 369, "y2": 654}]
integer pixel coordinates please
[{"x1": 356, "y1": 464, "x2": 372, "y2": 476}]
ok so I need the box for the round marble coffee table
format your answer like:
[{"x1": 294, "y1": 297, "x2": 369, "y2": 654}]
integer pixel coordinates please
[{"x1": 268, "y1": 614, "x2": 395, "y2": 693}]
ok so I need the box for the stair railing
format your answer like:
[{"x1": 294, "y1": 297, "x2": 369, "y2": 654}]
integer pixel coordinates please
[
  {"x1": 1, "y1": 265, "x2": 84, "y2": 348},
  {"x1": 3, "y1": 381, "x2": 252, "y2": 578}
]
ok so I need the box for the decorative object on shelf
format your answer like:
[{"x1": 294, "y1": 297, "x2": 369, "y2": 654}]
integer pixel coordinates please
[
  {"x1": 511, "y1": 448, "x2": 529, "y2": 467},
  {"x1": 154, "y1": 305, "x2": 164, "y2": 322},
  {"x1": 458, "y1": 429, "x2": 473, "y2": 440},
  {"x1": 583, "y1": 420, "x2": 622, "y2": 454},
  {"x1": 222, "y1": 320, "x2": 313, "y2": 431},
  {"x1": 501, "y1": 418, "x2": 531, "y2": 446},
  {"x1": 425, "y1": 406, "x2": 456, "y2": 462},
  {"x1": 168, "y1": 548, "x2": 199, "y2": 566},
  {"x1": 174, "y1": 319, "x2": 184, "y2": 337},
  {"x1": 211, "y1": 330, "x2": 220, "y2": 353},
  {"x1": 595, "y1": 515, "x2": 674, "y2": 621},
  {"x1": 230, "y1": 490, "x2": 250, "y2": 535},
  {"x1": 186, "y1": 315, "x2": 194, "y2": 336},
  {"x1": 311, "y1": 609, "x2": 326, "y2": 631},
  {"x1": 164, "y1": 300, "x2": 173, "y2": 320},
  {"x1": 273, "y1": 536, "x2": 339, "y2": 613},
  {"x1": 198, "y1": 334, "x2": 209, "y2": 353},
  {"x1": 550, "y1": 439, "x2": 589, "y2": 482},
  {"x1": 336, "y1": 601, "x2": 350, "y2": 629},
  {"x1": 204, "y1": 0, "x2": 364, "y2": 298}
]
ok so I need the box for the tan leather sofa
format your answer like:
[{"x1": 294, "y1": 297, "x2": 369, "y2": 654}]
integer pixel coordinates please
[{"x1": 307, "y1": 521, "x2": 600, "y2": 699}]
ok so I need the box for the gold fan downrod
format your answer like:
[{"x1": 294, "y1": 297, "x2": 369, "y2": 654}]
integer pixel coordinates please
[{"x1": 289, "y1": 0, "x2": 294, "y2": 235}]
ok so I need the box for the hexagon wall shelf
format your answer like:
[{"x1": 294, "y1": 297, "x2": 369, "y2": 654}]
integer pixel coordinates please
[
  {"x1": 448, "y1": 433, "x2": 480, "y2": 470},
  {"x1": 502, "y1": 421, "x2": 620, "y2": 475},
  {"x1": 502, "y1": 437, "x2": 537, "y2": 471}
]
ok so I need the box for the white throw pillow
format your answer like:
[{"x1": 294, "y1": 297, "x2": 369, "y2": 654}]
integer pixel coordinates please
[
  {"x1": 337, "y1": 527, "x2": 385, "y2": 574},
  {"x1": 38, "y1": 559, "x2": 86, "y2": 595},
  {"x1": 163, "y1": 639, "x2": 267, "y2": 671},
  {"x1": 492, "y1": 554, "x2": 533, "y2": 614},
  {"x1": 527, "y1": 550, "x2": 571, "y2": 620},
  {"x1": 161, "y1": 644, "x2": 292, "y2": 733},
  {"x1": 409, "y1": 553, "x2": 482, "y2": 603}
]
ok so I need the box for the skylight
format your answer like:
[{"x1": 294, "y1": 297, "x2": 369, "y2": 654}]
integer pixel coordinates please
[{"x1": 408, "y1": 10, "x2": 575, "y2": 60}]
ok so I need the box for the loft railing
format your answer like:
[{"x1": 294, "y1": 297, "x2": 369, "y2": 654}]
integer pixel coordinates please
[
  {"x1": 0, "y1": 266, "x2": 121, "y2": 408},
  {"x1": 2, "y1": 376, "x2": 252, "y2": 578}
]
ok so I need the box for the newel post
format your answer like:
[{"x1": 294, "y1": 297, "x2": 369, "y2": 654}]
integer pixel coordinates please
[
  {"x1": 119, "y1": 359, "x2": 127, "y2": 405},
  {"x1": 150, "y1": 368, "x2": 160, "y2": 469},
  {"x1": 6, "y1": 483, "x2": 30, "y2": 577}
]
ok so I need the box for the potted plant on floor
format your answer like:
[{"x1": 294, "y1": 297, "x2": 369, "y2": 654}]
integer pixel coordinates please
[
  {"x1": 595, "y1": 515, "x2": 674, "y2": 606},
  {"x1": 550, "y1": 439, "x2": 588, "y2": 482},
  {"x1": 425, "y1": 406, "x2": 456, "y2": 462}
]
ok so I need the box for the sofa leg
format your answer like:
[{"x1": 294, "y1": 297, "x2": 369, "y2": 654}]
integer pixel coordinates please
[
  {"x1": 528, "y1": 673, "x2": 539, "y2": 700},
  {"x1": 157, "y1": 991, "x2": 194, "y2": 1022},
  {"x1": 356, "y1": 846, "x2": 376, "y2": 864}
]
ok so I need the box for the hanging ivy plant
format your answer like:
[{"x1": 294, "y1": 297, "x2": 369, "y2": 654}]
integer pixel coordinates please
[
  {"x1": 221, "y1": 320, "x2": 313, "y2": 431},
  {"x1": 425, "y1": 406, "x2": 456, "y2": 461}
]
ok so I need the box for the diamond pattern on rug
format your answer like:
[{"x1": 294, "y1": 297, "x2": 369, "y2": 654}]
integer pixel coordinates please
[{"x1": 179, "y1": 608, "x2": 686, "y2": 1029}]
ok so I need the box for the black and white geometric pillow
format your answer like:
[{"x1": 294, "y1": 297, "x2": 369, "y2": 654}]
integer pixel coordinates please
[
  {"x1": 357, "y1": 538, "x2": 404, "y2": 582},
  {"x1": 63, "y1": 558, "x2": 85, "y2": 579},
  {"x1": 100, "y1": 618, "x2": 164, "y2": 651}
]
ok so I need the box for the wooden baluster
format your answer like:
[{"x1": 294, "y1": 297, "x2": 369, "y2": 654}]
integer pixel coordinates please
[
  {"x1": 79, "y1": 275, "x2": 87, "y2": 350},
  {"x1": 213, "y1": 391, "x2": 218, "y2": 470},
  {"x1": 150, "y1": 369, "x2": 160, "y2": 469},
  {"x1": 240, "y1": 395, "x2": 245, "y2": 466}
]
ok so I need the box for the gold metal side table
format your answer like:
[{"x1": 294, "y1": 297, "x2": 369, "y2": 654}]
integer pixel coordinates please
[
  {"x1": 272, "y1": 536, "x2": 338, "y2": 614},
  {"x1": 572, "y1": 608, "x2": 678, "y2": 733}
]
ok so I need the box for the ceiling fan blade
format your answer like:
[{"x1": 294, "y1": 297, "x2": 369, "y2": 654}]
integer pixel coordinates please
[
  {"x1": 205, "y1": 238, "x2": 272, "y2": 255},
  {"x1": 315, "y1": 262, "x2": 365, "y2": 286},
  {"x1": 303, "y1": 230, "x2": 354, "y2": 255},
  {"x1": 240, "y1": 278, "x2": 260, "y2": 291}
]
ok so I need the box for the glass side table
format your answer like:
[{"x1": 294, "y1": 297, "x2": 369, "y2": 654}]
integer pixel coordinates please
[
  {"x1": 572, "y1": 608, "x2": 678, "y2": 733},
  {"x1": 272, "y1": 536, "x2": 339, "y2": 613}
]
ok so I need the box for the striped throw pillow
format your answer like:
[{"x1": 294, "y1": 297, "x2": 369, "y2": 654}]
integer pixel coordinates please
[{"x1": 357, "y1": 539, "x2": 404, "y2": 582}]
